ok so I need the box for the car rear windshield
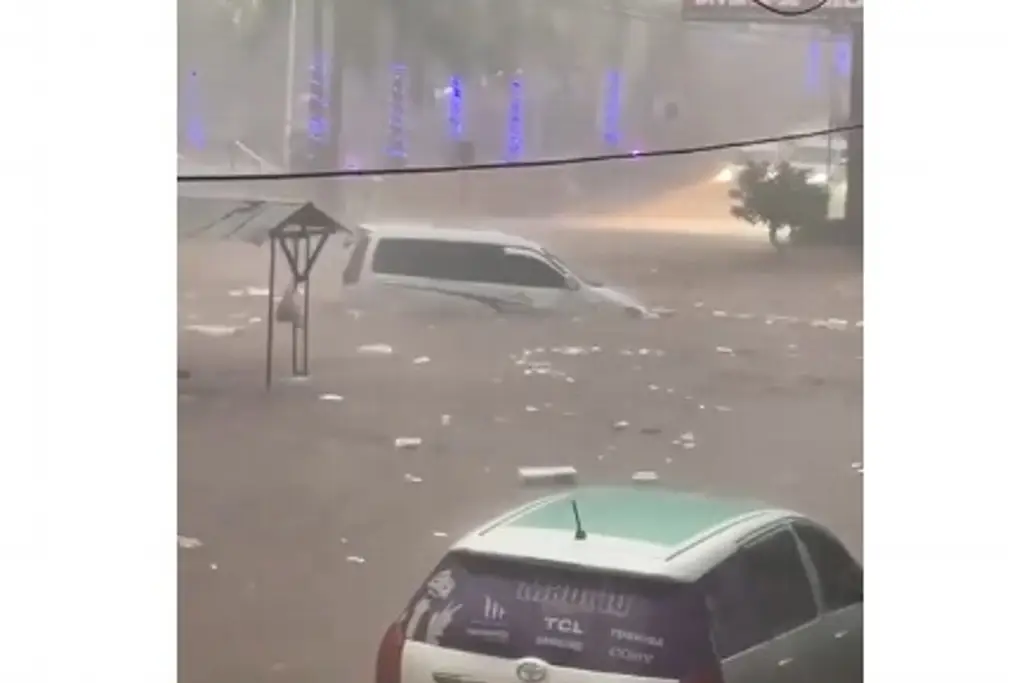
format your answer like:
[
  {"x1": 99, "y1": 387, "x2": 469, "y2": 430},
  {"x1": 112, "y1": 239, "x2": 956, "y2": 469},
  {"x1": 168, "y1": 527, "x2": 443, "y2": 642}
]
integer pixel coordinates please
[{"x1": 403, "y1": 552, "x2": 720, "y2": 680}]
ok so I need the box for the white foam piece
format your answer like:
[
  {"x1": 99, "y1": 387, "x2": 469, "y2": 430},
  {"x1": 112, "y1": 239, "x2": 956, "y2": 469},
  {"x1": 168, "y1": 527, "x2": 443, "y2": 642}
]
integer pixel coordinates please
[
  {"x1": 518, "y1": 466, "x2": 578, "y2": 485},
  {"x1": 184, "y1": 324, "x2": 241, "y2": 338},
  {"x1": 177, "y1": 536, "x2": 203, "y2": 549},
  {"x1": 394, "y1": 437, "x2": 422, "y2": 450},
  {"x1": 318, "y1": 393, "x2": 344, "y2": 402},
  {"x1": 358, "y1": 343, "x2": 394, "y2": 355},
  {"x1": 631, "y1": 471, "x2": 660, "y2": 483}
]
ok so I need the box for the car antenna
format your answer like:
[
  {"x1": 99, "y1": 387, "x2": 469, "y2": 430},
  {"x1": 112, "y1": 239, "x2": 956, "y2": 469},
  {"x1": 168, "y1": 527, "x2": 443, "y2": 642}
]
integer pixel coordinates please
[{"x1": 571, "y1": 500, "x2": 587, "y2": 541}]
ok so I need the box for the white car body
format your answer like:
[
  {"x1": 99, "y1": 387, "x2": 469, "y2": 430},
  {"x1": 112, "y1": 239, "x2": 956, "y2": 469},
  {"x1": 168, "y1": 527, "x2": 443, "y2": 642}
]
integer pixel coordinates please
[{"x1": 341, "y1": 224, "x2": 652, "y2": 317}]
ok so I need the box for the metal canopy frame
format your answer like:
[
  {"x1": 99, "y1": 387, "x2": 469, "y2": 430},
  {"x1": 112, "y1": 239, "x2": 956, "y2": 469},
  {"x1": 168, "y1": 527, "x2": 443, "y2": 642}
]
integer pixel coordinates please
[
  {"x1": 261, "y1": 201, "x2": 346, "y2": 388},
  {"x1": 177, "y1": 195, "x2": 350, "y2": 387}
]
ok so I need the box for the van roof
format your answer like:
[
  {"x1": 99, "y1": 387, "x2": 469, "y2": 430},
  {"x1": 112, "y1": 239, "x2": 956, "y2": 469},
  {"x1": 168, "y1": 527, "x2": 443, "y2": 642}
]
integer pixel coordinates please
[
  {"x1": 453, "y1": 487, "x2": 797, "y2": 581},
  {"x1": 359, "y1": 222, "x2": 541, "y2": 250}
]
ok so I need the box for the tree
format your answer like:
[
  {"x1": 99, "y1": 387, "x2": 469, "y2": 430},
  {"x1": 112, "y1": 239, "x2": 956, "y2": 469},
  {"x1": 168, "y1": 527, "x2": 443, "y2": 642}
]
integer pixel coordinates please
[{"x1": 729, "y1": 161, "x2": 831, "y2": 250}]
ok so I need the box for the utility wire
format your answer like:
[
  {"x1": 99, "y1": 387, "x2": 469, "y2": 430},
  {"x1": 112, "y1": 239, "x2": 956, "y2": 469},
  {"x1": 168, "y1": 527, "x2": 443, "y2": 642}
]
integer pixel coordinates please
[{"x1": 177, "y1": 124, "x2": 862, "y2": 183}]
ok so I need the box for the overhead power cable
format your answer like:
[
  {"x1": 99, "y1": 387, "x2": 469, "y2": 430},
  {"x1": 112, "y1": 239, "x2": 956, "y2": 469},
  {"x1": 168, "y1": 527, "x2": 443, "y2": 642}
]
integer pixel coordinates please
[{"x1": 177, "y1": 124, "x2": 862, "y2": 183}]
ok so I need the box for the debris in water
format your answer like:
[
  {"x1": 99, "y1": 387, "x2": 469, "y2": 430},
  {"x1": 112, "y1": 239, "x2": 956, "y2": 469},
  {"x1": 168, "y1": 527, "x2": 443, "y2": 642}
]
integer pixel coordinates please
[
  {"x1": 613, "y1": 420, "x2": 630, "y2": 431},
  {"x1": 554, "y1": 346, "x2": 587, "y2": 356},
  {"x1": 403, "y1": 473, "x2": 423, "y2": 484},
  {"x1": 318, "y1": 393, "x2": 344, "y2": 402},
  {"x1": 712, "y1": 310, "x2": 728, "y2": 318},
  {"x1": 394, "y1": 437, "x2": 422, "y2": 450},
  {"x1": 680, "y1": 432, "x2": 695, "y2": 442},
  {"x1": 811, "y1": 318, "x2": 849, "y2": 331},
  {"x1": 210, "y1": 563, "x2": 218, "y2": 570},
  {"x1": 638, "y1": 348, "x2": 651, "y2": 356},
  {"x1": 412, "y1": 356, "x2": 431, "y2": 365},
  {"x1": 525, "y1": 405, "x2": 539, "y2": 413},
  {"x1": 631, "y1": 471, "x2": 660, "y2": 483},
  {"x1": 714, "y1": 405, "x2": 733, "y2": 412},
  {"x1": 358, "y1": 343, "x2": 394, "y2": 355},
  {"x1": 441, "y1": 414, "x2": 452, "y2": 427},
  {"x1": 185, "y1": 324, "x2": 241, "y2": 337},
  {"x1": 247, "y1": 316, "x2": 262, "y2": 324},
  {"x1": 519, "y1": 466, "x2": 577, "y2": 485},
  {"x1": 665, "y1": 457, "x2": 674, "y2": 464},
  {"x1": 648, "y1": 384, "x2": 660, "y2": 391},
  {"x1": 178, "y1": 536, "x2": 203, "y2": 549},
  {"x1": 432, "y1": 531, "x2": 449, "y2": 538},
  {"x1": 715, "y1": 346, "x2": 735, "y2": 355},
  {"x1": 683, "y1": 442, "x2": 696, "y2": 450},
  {"x1": 346, "y1": 555, "x2": 367, "y2": 564}
]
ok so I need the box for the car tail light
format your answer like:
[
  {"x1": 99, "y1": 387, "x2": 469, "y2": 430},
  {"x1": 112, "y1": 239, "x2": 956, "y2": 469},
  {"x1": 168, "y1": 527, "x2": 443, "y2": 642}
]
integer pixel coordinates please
[{"x1": 375, "y1": 620, "x2": 405, "y2": 683}]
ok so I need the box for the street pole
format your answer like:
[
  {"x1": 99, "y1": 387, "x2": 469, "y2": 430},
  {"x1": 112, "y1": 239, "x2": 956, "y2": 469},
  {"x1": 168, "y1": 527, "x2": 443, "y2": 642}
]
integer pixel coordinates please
[
  {"x1": 282, "y1": 0, "x2": 298, "y2": 171},
  {"x1": 844, "y1": 19, "x2": 863, "y2": 240}
]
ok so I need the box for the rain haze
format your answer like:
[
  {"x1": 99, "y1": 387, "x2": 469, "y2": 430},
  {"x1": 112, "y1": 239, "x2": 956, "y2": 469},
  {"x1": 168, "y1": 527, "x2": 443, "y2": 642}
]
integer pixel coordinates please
[{"x1": 178, "y1": 1, "x2": 862, "y2": 682}]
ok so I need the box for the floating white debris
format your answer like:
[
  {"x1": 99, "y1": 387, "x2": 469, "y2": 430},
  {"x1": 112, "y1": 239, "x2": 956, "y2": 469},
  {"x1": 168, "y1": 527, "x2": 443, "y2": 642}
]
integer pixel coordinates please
[
  {"x1": 851, "y1": 462, "x2": 863, "y2": 470},
  {"x1": 648, "y1": 384, "x2": 660, "y2": 391},
  {"x1": 712, "y1": 310, "x2": 728, "y2": 318},
  {"x1": 394, "y1": 437, "x2": 422, "y2": 450},
  {"x1": 638, "y1": 348, "x2": 651, "y2": 356},
  {"x1": 631, "y1": 471, "x2": 660, "y2": 483},
  {"x1": 714, "y1": 405, "x2": 733, "y2": 412},
  {"x1": 358, "y1": 343, "x2": 394, "y2": 355},
  {"x1": 346, "y1": 555, "x2": 367, "y2": 564},
  {"x1": 555, "y1": 346, "x2": 587, "y2": 356},
  {"x1": 613, "y1": 420, "x2": 630, "y2": 430},
  {"x1": 178, "y1": 536, "x2": 203, "y2": 549},
  {"x1": 565, "y1": 376, "x2": 576, "y2": 384},
  {"x1": 441, "y1": 414, "x2": 452, "y2": 427},
  {"x1": 620, "y1": 349, "x2": 635, "y2": 356},
  {"x1": 665, "y1": 457, "x2": 674, "y2": 464},
  {"x1": 666, "y1": 387, "x2": 676, "y2": 394},
  {"x1": 210, "y1": 563, "x2": 218, "y2": 570},
  {"x1": 715, "y1": 346, "x2": 735, "y2": 355},
  {"x1": 856, "y1": 320, "x2": 864, "y2": 328},
  {"x1": 649, "y1": 307, "x2": 676, "y2": 318},
  {"x1": 811, "y1": 318, "x2": 849, "y2": 331},
  {"x1": 683, "y1": 442, "x2": 696, "y2": 450},
  {"x1": 671, "y1": 439, "x2": 681, "y2": 446},
  {"x1": 590, "y1": 346, "x2": 602, "y2": 353},
  {"x1": 283, "y1": 375, "x2": 310, "y2": 384},
  {"x1": 318, "y1": 393, "x2": 344, "y2": 402},
  {"x1": 699, "y1": 404, "x2": 706, "y2": 410},
  {"x1": 597, "y1": 454, "x2": 606, "y2": 461},
  {"x1": 412, "y1": 356, "x2": 431, "y2": 365},
  {"x1": 403, "y1": 473, "x2": 423, "y2": 484},
  {"x1": 248, "y1": 316, "x2": 262, "y2": 324},
  {"x1": 694, "y1": 302, "x2": 705, "y2": 308},
  {"x1": 228, "y1": 289, "x2": 245, "y2": 297},
  {"x1": 680, "y1": 432, "x2": 695, "y2": 442},
  {"x1": 432, "y1": 531, "x2": 449, "y2": 538},
  {"x1": 525, "y1": 405, "x2": 539, "y2": 413},
  {"x1": 340, "y1": 537, "x2": 348, "y2": 544},
  {"x1": 519, "y1": 466, "x2": 577, "y2": 485},
  {"x1": 185, "y1": 324, "x2": 241, "y2": 338},
  {"x1": 245, "y1": 286, "x2": 270, "y2": 297}
]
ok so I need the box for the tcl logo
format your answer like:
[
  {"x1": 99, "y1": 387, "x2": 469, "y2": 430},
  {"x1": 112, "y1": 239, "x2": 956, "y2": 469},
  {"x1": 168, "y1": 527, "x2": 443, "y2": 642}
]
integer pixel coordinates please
[{"x1": 543, "y1": 617, "x2": 584, "y2": 635}]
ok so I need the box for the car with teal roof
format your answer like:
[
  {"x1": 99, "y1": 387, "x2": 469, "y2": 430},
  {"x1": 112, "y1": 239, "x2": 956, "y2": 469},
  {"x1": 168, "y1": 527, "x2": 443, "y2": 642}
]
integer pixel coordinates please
[{"x1": 376, "y1": 486, "x2": 862, "y2": 683}]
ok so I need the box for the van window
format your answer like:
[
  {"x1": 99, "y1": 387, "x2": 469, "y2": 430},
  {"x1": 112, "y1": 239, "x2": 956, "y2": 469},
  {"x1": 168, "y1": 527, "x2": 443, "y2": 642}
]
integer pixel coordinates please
[
  {"x1": 402, "y1": 552, "x2": 721, "y2": 681},
  {"x1": 494, "y1": 253, "x2": 568, "y2": 288},
  {"x1": 370, "y1": 238, "x2": 501, "y2": 282}
]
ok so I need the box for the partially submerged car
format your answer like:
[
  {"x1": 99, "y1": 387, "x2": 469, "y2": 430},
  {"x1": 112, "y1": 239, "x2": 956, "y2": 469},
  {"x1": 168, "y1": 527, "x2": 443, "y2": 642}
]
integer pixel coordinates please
[
  {"x1": 341, "y1": 224, "x2": 653, "y2": 317},
  {"x1": 377, "y1": 486, "x2": 862, "y2": 683}
]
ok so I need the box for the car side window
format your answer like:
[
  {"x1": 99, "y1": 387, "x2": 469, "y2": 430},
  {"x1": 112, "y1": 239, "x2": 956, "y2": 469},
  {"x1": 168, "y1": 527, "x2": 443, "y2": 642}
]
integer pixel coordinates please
[
  {"x1": 371, "y1": 239, "x2": 501, "y2": 282},
  {"x1": 495, "y1": 253, "x2": 568, "y2": 288},
  {"x1": 792, "y1": 523, "x2": 862, "y2": 610},
  {"x1": 700, "y1": 527, "x2": 818, "y2": 660}
]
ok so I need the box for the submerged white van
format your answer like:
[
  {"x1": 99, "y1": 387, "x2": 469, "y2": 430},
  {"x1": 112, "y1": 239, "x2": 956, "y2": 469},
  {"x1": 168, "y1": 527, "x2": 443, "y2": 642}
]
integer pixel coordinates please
[{"x1": 340, "y1": 224, "x2": 652, "y2": 317}]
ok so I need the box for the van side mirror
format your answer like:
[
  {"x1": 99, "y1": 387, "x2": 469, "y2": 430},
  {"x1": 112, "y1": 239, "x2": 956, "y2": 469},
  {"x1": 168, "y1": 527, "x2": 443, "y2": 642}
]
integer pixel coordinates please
[{"x1": 564, "y1": 276, "x2": 581, "y2": 291}]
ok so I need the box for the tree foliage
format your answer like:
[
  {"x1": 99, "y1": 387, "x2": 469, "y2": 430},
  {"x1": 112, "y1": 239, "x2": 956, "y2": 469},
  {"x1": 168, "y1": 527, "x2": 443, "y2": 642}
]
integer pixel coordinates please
[{"x1": 729, "y1": 161, "x2": 830, "y2": 248}]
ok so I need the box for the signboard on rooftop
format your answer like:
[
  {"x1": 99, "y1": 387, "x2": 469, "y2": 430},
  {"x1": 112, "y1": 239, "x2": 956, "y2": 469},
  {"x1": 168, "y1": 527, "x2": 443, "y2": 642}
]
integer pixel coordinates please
[{"x1": 681, "y1": 0, "x2": 863, "y2": 23}]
